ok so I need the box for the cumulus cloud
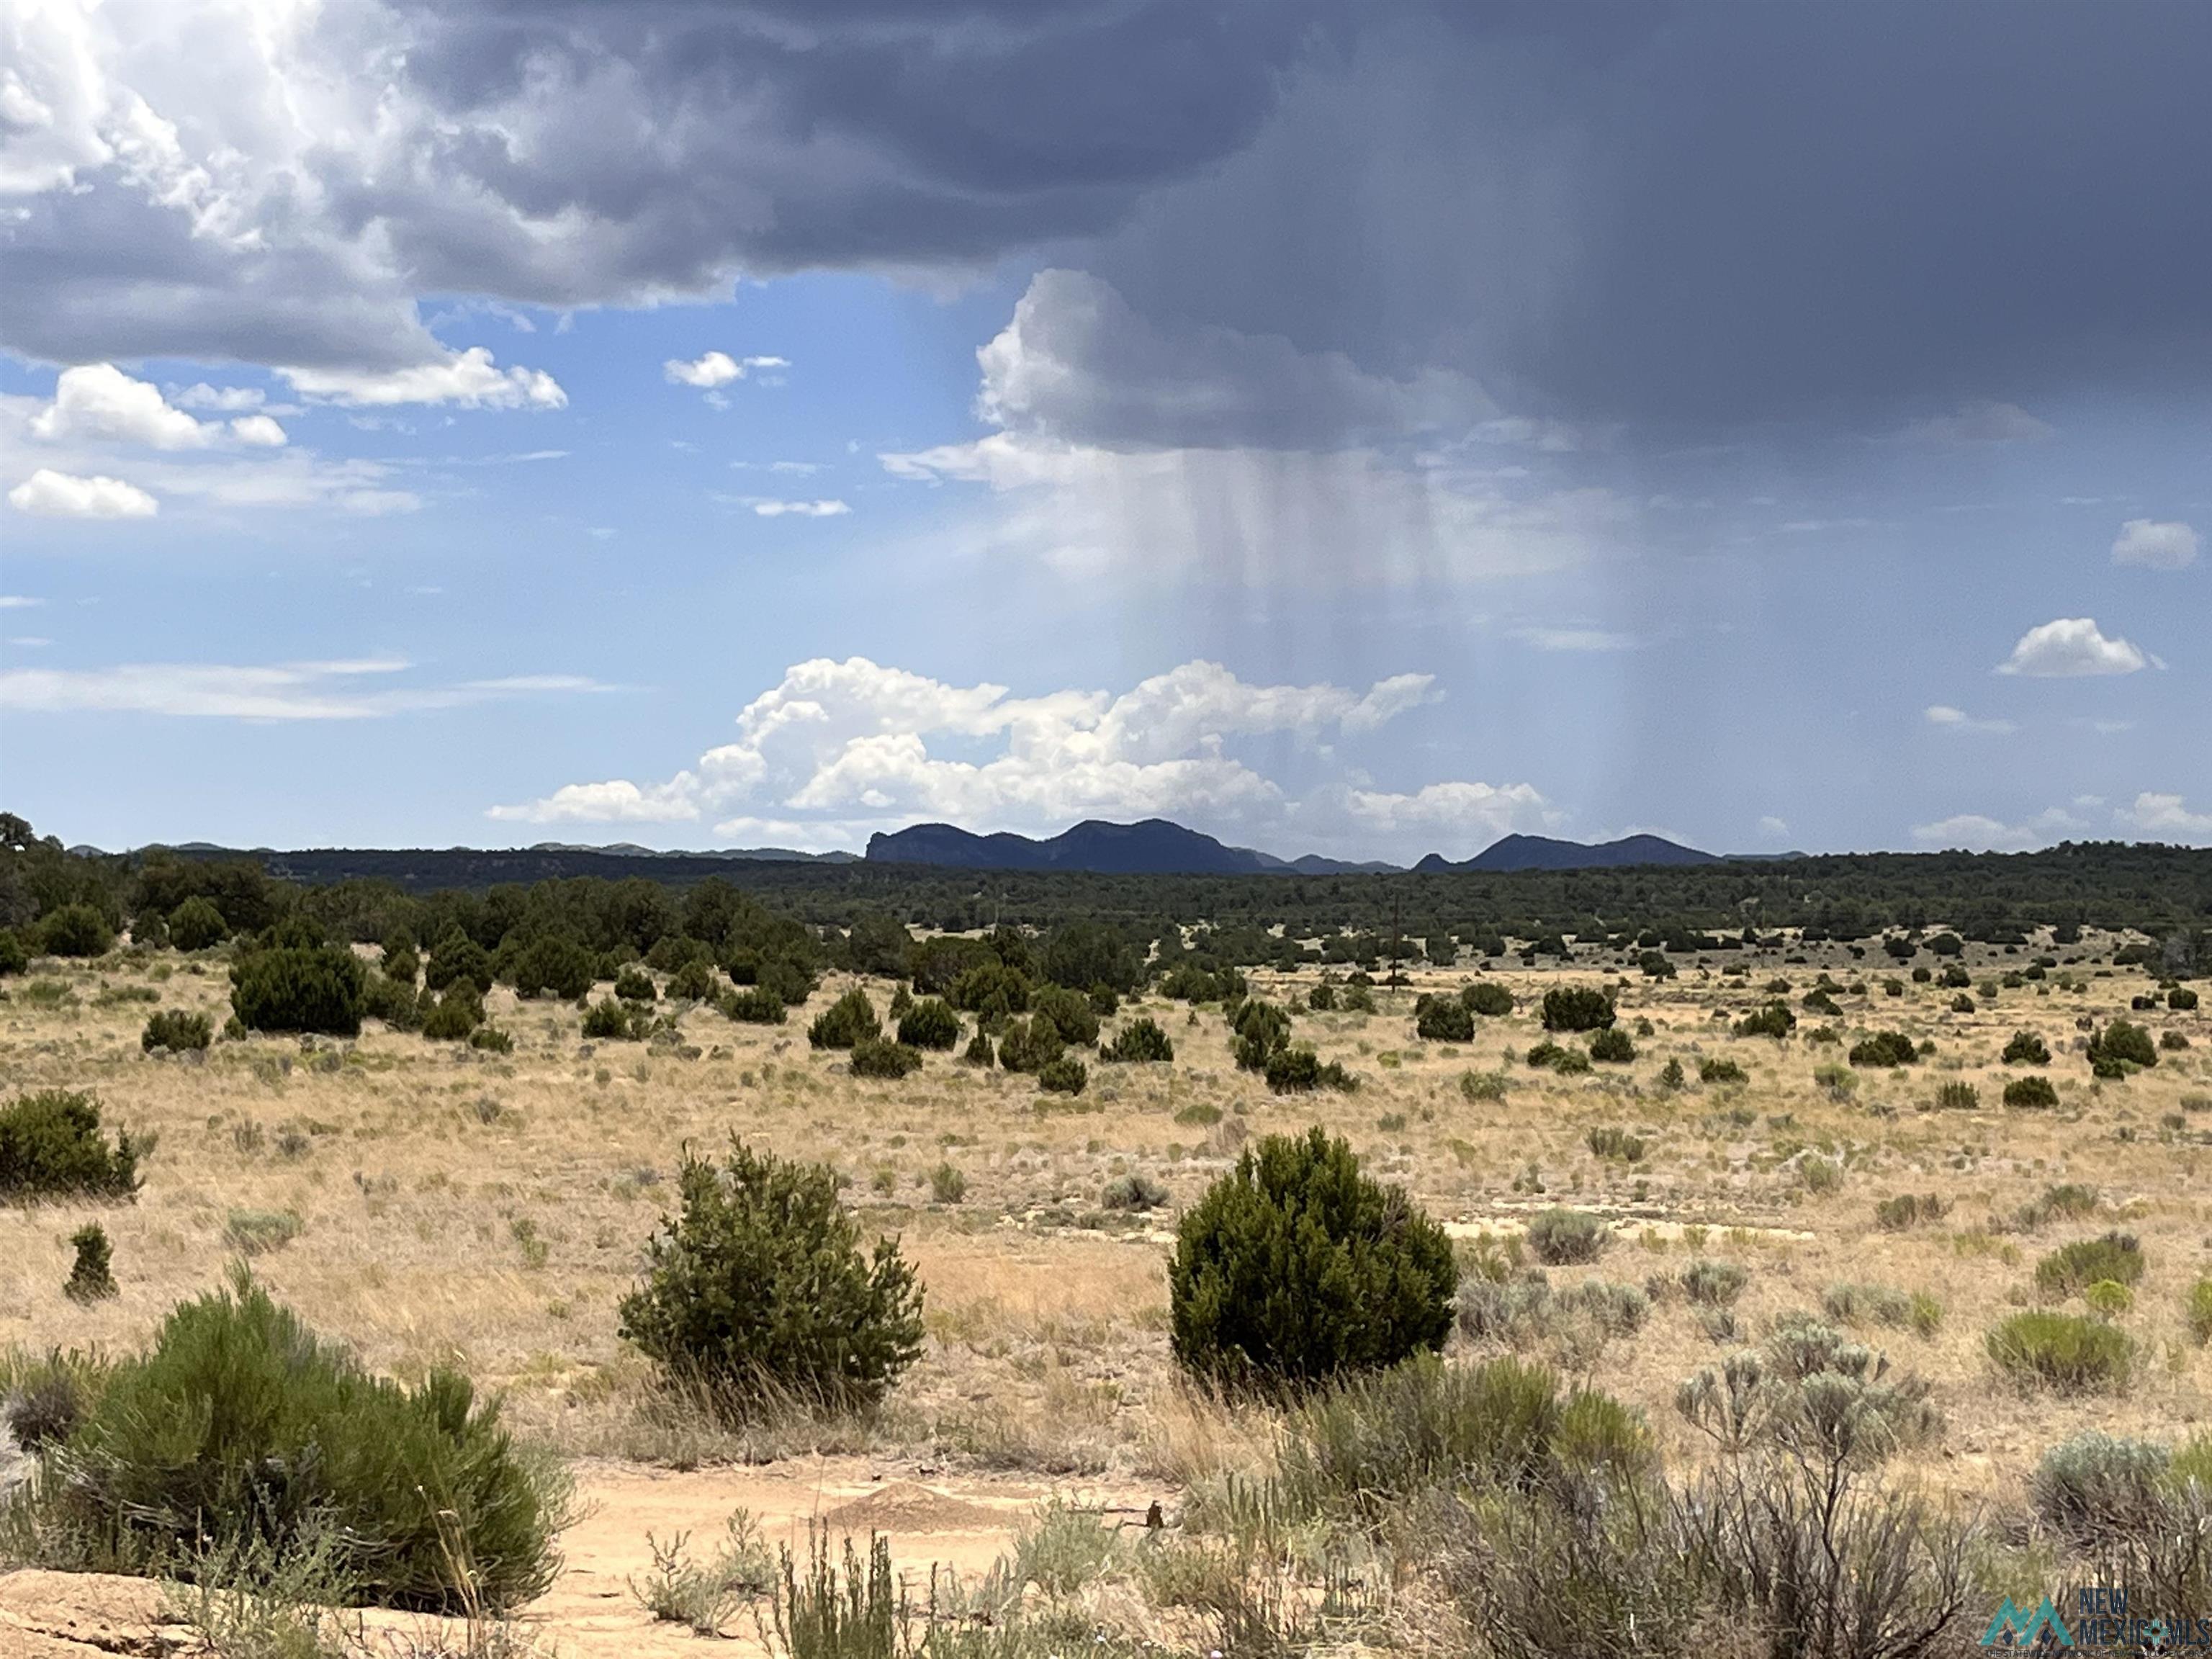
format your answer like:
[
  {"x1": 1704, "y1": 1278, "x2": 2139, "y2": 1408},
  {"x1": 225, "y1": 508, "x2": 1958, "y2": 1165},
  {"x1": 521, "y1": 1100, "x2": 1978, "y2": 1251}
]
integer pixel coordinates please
[
  {"x1": 6, "y1": 467, "x2": 158, "y2": 518},
  {"x1": 279, "y1": 349, "x2": 565, "y2": 410},
  {"x1": 1910, "y1": 806, "x2": 2086, "y2": 852},
  {"x1": 1923, "y1": 704, "x2": 2015, "y2": 734},
  {"x1": 0, "y1": 657, "x2": 607, "y2": 720},
  {"x1": 2110, "y1": 518, "x2": 2198, "y2": 570},
  {"x1": 24, "y1": 365, "x2": 291, "y2": 454},
  {"x1": 30, "y1": 364, "x2": 223, "y2": 449},
  {"x1": 2121, "y1": 792, "x2": 2212, "y2": 840},
  {"x1": 665, "y1": 352, "x2": 788, "y2": 389},
  {"x1": 487, "y1": 655, "x2": 1532, "y2": 858},
  {"x1": 1995, "y1": 618, "x2": 2149, "y2": 677}
]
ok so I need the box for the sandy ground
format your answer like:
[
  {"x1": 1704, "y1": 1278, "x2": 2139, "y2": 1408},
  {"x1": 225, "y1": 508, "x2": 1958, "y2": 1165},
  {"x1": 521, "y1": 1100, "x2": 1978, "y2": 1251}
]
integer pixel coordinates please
[{"x1": 0, "y1": 1456, "x2": 1163, "y2": 1655}]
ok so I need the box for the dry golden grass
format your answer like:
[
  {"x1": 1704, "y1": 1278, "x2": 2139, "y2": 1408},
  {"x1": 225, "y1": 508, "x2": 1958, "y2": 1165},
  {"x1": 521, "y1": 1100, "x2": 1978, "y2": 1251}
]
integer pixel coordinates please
[{"x1": 4, "y1": 932, "x2": 2208, "y2": 1514}]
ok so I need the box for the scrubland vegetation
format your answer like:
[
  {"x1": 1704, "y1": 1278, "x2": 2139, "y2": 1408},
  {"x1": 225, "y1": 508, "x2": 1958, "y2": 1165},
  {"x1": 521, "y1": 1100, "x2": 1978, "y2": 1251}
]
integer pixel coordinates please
[{"x1": 1, "y1": 816, "x2": 2209, "y2": 1654}]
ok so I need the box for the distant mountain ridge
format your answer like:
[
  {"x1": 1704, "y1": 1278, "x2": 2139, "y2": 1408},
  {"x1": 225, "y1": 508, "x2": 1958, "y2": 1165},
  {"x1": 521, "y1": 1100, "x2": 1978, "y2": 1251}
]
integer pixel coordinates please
[
  {"x1": 1415, "y1": 832, "x2": 1720, "y2": 873},
  {"x1": 866, "y1": 819, "x2": 1725, "y2": 875}
]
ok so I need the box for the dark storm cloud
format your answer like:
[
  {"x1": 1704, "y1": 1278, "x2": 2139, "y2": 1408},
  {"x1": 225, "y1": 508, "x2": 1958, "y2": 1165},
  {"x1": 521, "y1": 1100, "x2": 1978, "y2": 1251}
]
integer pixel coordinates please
[
  {"x1": 1095, "y1": 3, "x2": 2212, "y2": 427},
  {"x1": 4, "y1": 0, "x2": 2205, "y2": 427}
]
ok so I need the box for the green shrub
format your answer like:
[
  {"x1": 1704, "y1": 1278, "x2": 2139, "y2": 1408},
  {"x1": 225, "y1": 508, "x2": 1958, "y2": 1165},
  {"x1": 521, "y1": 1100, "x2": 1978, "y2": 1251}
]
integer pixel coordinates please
[
  {"x1": 1462, "y1": 981, "x2": 1516, "y2": 1017},
  {"x1": 0, "y1": 1089, "x2": 144, "y2": 1200},
  {"x1": 2015, "y1": 1182, "x2": 2099, "y2": 1228},
  {"x1": 1029, "y1": 984, "x2": 1101, "y2": 1048},
  {"x1": 849, "y1": 1036, "x2": 922, "y2": 1080},
  {"x1": 141, "y1": 1009, "x2": 212, "y2": 1053},
  {"x1": 806, "y1": 987, "x2": 878, "y2": 1051},
  {"x1": 1540, "y1": 986, "x2": 1615, "y2": 1033},
  {"x1": 1697, "y1": 1056, "x2": 1748, "y2": 1084},
  {"x1": 611, "y1": 965, "x2": 657, "y2": 1004},
  {"x1": 362, "y1": 971, "x2": 422, "y2": 1031},
  {"x1": 0, "y1": 929, "x2": 27, "y2": 976},
  {"x1": 962, "y1": 1030, "x2": 995, "y2": 1068},
  {"x1": 668, "y1": 958, "x2": 718, "y2": 1002},
  {"x1": 1276, "y1": 1354, "x2": 1648, "y2": 1520},
  {"x1": 230, "y1": 945, "x2": 367, "y2": 1036},
  {"x1": 40, "y1": 902, "x2": 114, "y2": 958},
  {"x1": 65, "y1": 1223, "x2": 117, "y2": 1303},
  {"x1": 2089, "y1": 1019, "x2": 2159, "y2": 1074},
  {"x1": 1036, "y1": 1055, "x2": 1087, "y2": 1095},
  {"x1": 1461, "y1": 1070, "x2": 1509, "y2": 1102},
  {"x1": 927, "y1": 1162, "x2": 967, "y2": 1205},
  {"x1": 1526, "y1": 1208, "x2": 1609, "y2": 1266},
  {"x1": 1584, "y1": 1026, "x2": 1635, "y2": 1064},
  {"x1": 1264, "y1": 1046, "x2": 1354, "y2": 1094},
  {"x1": 1168, "y1": 1128, "x2": 1456, "y2": 1390},
  {"x1": 424, "y1": 930, "x2": 493, "y2": 996},
  {"x1": 1584, "y1": 1126, "x2": 1645, "y2": 1162},
  {"x1": 996, "y1": 1013, "x2": 1064, "y2": 1074},
  {"x1": 2002, "y1": 1029, "x2": 2051, "y2": 1065},
  {"x1": 420, "y1": 986, "x2": 484, "y2": 1041},
  {"x1": 1307, "y1": 984, "x2": 1337, "y2": 1012},
  {"x1": 2171, "y1": 986, "x2": 2200, "y2": 1012},
  {"x1": 617, "y1": 1138, "x2": 924, "y2": 1411},
  {"x1": 1733, "y1": 1002, "x2": 1796, "y2": 1040},
  {"x1": 1872, "y1": 1193, "x2": 1948, "y2": 1231},
  {"x1": 1822, "y1": 1282, "x2": 1912, "y2": 1329},
  {"x1": 1847, "y1": 1030, "x2": 1917, "y2": 1067},
  {"x1": 2003, "y1": 1075, "x2": 2059, "y2": 1110},
  {"x1": 1681, "y1": 1258, "x2": 1748, "y2": 1306},
  {"x1": 469, "y1": 1025, "x2": 514, "y2": 1054},
  {"x1": 166, "y1": 896, "x2": 229, "y2": 951},
  {"x1": 896, "y1": 997, "x2": 961, "y2": 1051},
  {"x1": 1100, "y1": 1015, "x2": 1174, "y2": 1063},
  {"x1": 1987, "y1": 1310, "x2": 2133, "y2": 1392},
  {"x1": 2031, "y1": 1431, "x2": 2170, "y2": 1546},
  {"x1": 2035, "y1": 1231, "x2": 2145, "y2": 1299},
  {"x1": 1415, "y1": 997, "x2": 1475, "y2": 1043},
  {"x1": 2190, "y1": 1279, "x2": 2212, "y2": 1346},
  {"x1": 1932, "y1": 1080, "x2": 1978, "y2": 1111},
  {"x1": 504, "y1": 933, "x2": 595, "y2": 1001},
  {"x1": 21, "y1": 1270, "x2": 565, "y2": 1609},
  {"x1": 724, "y1": 986, "x2": 786, "y2": 1025},
  {"x1": 1100, "y1": 1172, "x2": 1169, "y2": 1212},
  {"x1": 582, "y1": 997, "x2": 644, "y2": 1040}
]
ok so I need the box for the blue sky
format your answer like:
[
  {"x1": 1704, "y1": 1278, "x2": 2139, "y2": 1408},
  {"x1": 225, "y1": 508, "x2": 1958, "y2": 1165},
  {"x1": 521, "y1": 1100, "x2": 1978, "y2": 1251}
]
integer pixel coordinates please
[{"x1": 1, "y1": 3, "x2": 2206, "y2": 862}]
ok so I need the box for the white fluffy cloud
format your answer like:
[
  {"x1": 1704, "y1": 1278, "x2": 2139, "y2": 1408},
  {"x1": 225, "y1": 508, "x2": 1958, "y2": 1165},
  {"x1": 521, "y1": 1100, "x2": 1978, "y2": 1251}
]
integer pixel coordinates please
[
  {"x1": 2110, "y1": 518, "x2": 2198, "y2": 570},
  {"x1": 487, "y1": 655, "x2": 1534, "y2": 858},
  {"x1": 6, "y1": 467, "x2": 158, "y2": 518},
  {"x1": 28, "y1": 364, "x2": 285, "y2": 449},
  {"x1": 2122, "y1": 792, "x2": 2212, "y2": 840},
  {"x1": 1995, "y1": 617, "x2": 2149, "y2": 677},
  {"x1": 1910, "y1": 806, "x2": 2086, "y2": 852},
  {"x1": 665, "y1": 352, "x2": 788, "y2": 389},
  {"x1": 279, "y1": 349, "x2": 565, "y2": 410}
]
